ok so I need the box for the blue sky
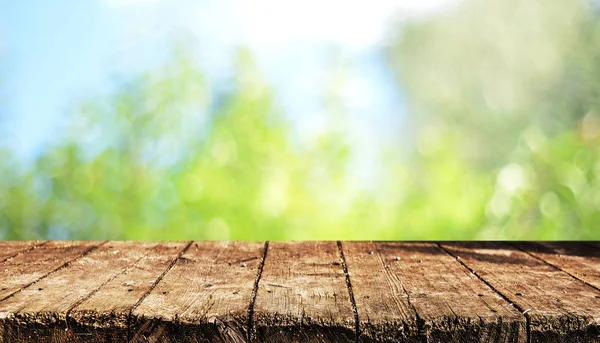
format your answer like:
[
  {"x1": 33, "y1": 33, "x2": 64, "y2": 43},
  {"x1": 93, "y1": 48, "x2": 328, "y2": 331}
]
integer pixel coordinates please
[{"x1": 0, "y1": 0, "x2": 457, "y2": 178}]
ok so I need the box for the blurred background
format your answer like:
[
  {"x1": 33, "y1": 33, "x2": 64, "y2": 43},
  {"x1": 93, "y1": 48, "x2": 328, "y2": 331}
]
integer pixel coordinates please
[{"x1": 1, "y1": 0, "x2": 599, "y2": 240}]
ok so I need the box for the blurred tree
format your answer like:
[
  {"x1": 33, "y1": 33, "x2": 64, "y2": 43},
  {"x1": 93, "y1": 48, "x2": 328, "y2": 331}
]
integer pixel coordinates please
[
  {"x1": 0, "y1": 43, "x2": 357, "y2": 240},
  {"x1": 3, "y1": 0, "x2": 600, "y2": 240},
  {"x1": 387, "y1": 0, "x2": 600, "y2": 238}
]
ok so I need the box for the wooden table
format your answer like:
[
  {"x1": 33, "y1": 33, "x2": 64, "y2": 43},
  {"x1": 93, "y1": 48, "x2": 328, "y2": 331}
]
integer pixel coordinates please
[{"x1": 0, "y1": 241, "x2": 599, "y2": 342}]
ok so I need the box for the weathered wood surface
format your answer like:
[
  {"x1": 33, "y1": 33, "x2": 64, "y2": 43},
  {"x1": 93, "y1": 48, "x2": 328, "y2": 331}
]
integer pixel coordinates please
[
  {"x1": 131, "y1": 241, "x2": 265, "y2": 343},
  {"x1": 513, "y1": 242, "x2": 600, "y2": 291},
  {"x1": 0, "y1": 241, "x2": 101, "y2": 304},
  {"x1": 0, "y1": 241, "x2": 43, "y2": 263},
  {"x1": 340, "y1": 242, "x2": 419, "y2": 343},
  {"x1": 71, "y1": 241, "x2": 189, "y2": 342},
  {"x1": 253, "y1": 242, "x2": 355, "y2": 342},
  {"x1": 441, "y1": 242, "x2": 600, "y2": 343},
  {"x1": 0, "y1": 241, "x2": 598, "y2": 343},
  {"x1": 342, "y1": 242, "x2": 526, "y2": 343}
]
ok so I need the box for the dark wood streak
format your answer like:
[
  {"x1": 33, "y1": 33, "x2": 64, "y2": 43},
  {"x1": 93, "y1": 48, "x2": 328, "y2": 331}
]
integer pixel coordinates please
[
  {"x1": 247, "y1": 241, "x2": 269, "y2": 343},
  {"x1": 0, "y1": 241, "x2": 47, "y2": 264},
  {"x1": 337, "y1": 241, "x2": 360, "y2": 343}
]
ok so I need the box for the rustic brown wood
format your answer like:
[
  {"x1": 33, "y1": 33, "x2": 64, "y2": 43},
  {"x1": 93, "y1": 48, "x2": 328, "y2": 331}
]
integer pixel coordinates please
[
  {"x1": 339, "y1": 242, "x2": 418, "y2": 342},
  {"x1": 441, "y1": 242, "x2": 600, "y2": 343},
  {"x1": 68, "y1": 241, "x2": 190, "y2": 342},
  {"x1": 0, "y1": 241, "x2": 599, "y2": 342},
  {"x1": 0, "y1": 241, "x2": 101, "y2": 302},
  {"x1": 513, "y1": 242, "x2": 600, "y2": 291},
  {"x1": 0, "y1": 241, "x2": 45, "y2": 262},
  {"x1": 130, "y1": 241, "x2": 266, "y2": 343},
  {"x1": 342, "y1": 242, "x2": 526, "y2": 343},
  {"x1": 252, "y1": 241, "x2": 355, "y2": 343},
  {"x1": 0, "y1": 241, "x2": 168, "y2": 342}
]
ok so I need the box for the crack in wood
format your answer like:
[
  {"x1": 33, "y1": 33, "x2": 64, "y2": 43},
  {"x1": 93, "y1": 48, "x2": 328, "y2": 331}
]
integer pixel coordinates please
[
  {"x1": 437, "y1": 243, "x2": 531, "y2": 343},
  {"x1": 247, "y1": 241, "x2": 269, "y2": 343},
  {"x1": 0, "y1": 241, "x2": 107, "y2": 304},
  {"x1": 0, "y1": 241, "x2": 48, "y2": 264},
  {"x1": 1, "y1": 241, "x2": 597, "y2": 342},
  {"x1": 126, "y1": 240, "x2": 193, "y2": 342},
  {"x1": 337, "y1": 241, "x2": 360, "y2": 343},
  {"x1": 509, "y1": 242, "x2": 600, "y2": 341},
  {"x1": 508, "y1": 242, "x2": 600, "y2": 295},
  {"x1": 65, "y1": 254, "x2": 147, "y2": 332}
]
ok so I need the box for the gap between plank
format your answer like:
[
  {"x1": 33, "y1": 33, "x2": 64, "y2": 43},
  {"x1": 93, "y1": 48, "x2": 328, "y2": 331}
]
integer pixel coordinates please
[
  {"x1": 247, "y1": 241, "x2": 269, "y2": 343},
  {"x1": 436, "y1": 242, "x2": 531, "y2": 343},
  {"x1": 337, "y1": 241, "x2": 360, "y2": 343},
  {"x1": 508, "y1": 242, "x2": 600, "y2": 295},
  {"x1": 65, "y1": 254, "x2": 149, "y2": 331},
  {"x1": 0, "y1": 241, "x2": 107, "y2": 304},
  {"x1": 0, "y1": 241, "x2": 49, "y2": 264},
  {"x1": 126, "y1": 240, "x2": 193, "y2": 342}
]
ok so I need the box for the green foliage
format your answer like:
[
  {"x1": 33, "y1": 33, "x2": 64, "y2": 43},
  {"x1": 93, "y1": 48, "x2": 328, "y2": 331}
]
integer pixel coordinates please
[
  {"x1": 0, "y1": 45, "x2": 358, "y2": 240},
  {"x1": 1, "y1": 0, "x2": 600, "y2": 239},
  {"x1": 385, "y1": 0, "x2": 600, "y2": 239}
]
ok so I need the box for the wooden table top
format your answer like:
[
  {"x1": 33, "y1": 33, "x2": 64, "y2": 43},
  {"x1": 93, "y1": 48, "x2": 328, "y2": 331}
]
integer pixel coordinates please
[{"x1": 0, "y1": 241, "x2": 599, "y2": 342}]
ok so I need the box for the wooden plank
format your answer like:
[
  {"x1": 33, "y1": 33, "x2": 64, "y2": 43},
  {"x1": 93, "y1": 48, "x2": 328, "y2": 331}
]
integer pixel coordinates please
[
  {"x1": 0, "y1": 241, "x2": 101, "y2": 302},
  {"x1": 67, "y1": 241, "x2": 190, "y2": 342},
  {"x1": 0, "y1": 241, "x2": 165, "y2": 342},
  {"x1": 0, "y1": 240, "x2": 598, "y2": 342},
  {"x1": 344, "y1": 242, "x2": 525, "y2": 343},
  {"x1": 130, "y1": 241, "x2": 266, "y2": 343},
  {"x1": 0, "y1": 241, "x2": 45, "y2": 262},
  {"x1": 441, "y1": 242, "x2": 600, "y2": 343},
  {"x1": 514, "y1": 242, "x2": 600, "y2": 290},
  {"x1": 252, "y1": 241, "x2": 355, "y2": 343},
  {"x1": 340, "y1": 242, "x2": 419, "y2": 342}
]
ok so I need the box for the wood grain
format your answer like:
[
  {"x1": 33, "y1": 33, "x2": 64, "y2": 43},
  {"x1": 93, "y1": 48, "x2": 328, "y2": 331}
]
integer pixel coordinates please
[
  {"x1": 441, "y1": 242, "x2": 600, "y2": 343},
  {"x1": 0, "y1": 241, "x2": 163, "y2": 342},
  {"x1": 68, "y1": 241, "x2": 190, "y2": 342},
  {"x1": 0, "y1": 241, "x2": 45, "y2": 262},
  {"x1": 130, "y1": 241, "x2": 266, "y2": 343},
  {"x1": 513, "y1": 242, "x2": 600, "y2": 291},
  {"x1": 339, "y1": 242, "x2": 418, "y2": 342},
  {"x1": 0, "y1": 241, "x2": 599, "y2": 342},
  {"x1": 344, "y1": 242, "x2": 525, "y2": 343},
  {"x1": 0, "y1": 241, "x2": 101, "y2": 302},
  {"x1": 252, "y1": 241, "x2": 355, "y2": 343}
]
